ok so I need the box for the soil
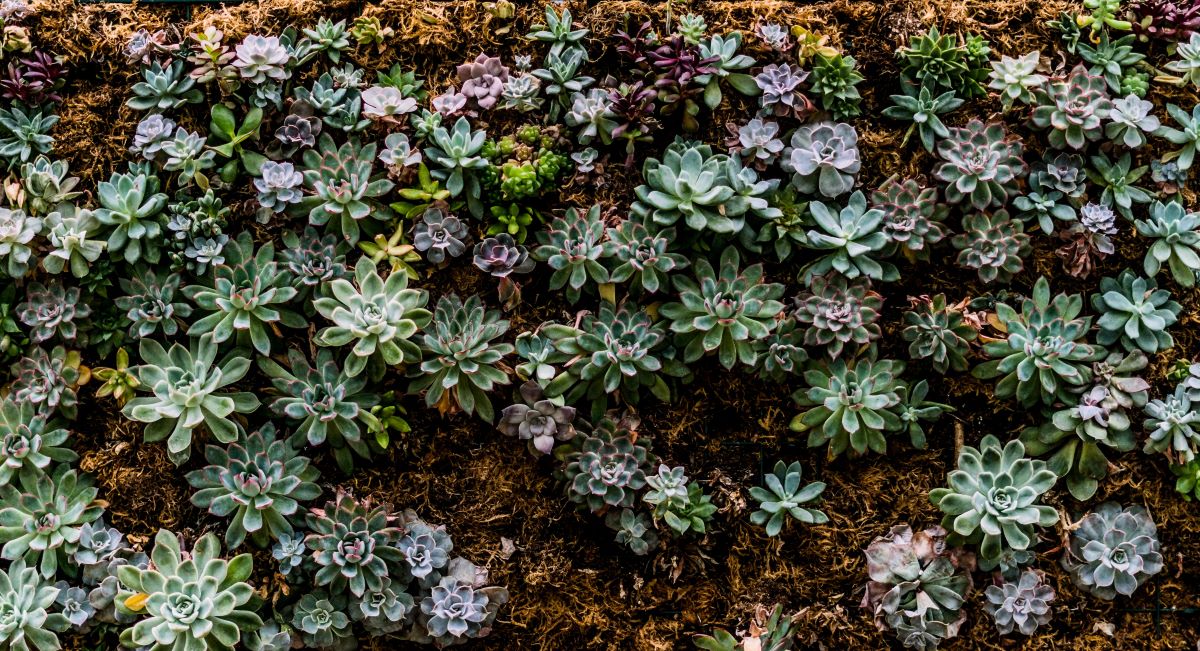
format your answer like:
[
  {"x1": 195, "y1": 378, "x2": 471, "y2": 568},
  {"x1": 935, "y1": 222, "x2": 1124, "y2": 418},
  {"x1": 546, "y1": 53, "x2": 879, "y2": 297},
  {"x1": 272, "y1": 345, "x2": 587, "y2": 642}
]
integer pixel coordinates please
[{"x1": 21, "y1": 0, "x2": 1200, "y2": 649}]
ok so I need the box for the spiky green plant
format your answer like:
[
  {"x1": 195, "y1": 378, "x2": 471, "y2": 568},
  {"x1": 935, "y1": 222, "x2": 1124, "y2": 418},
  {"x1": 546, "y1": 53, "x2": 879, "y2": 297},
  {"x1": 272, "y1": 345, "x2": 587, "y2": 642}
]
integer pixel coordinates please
[
  {"x1": 749, "y1": 460, "x2": 827, "y2": 536},
  {"x1": 115, "y1": 529, "x2": 261, "y2": 651},
  {"x1": 1091, "y1": 270, "x2": 1180, "y2": 354},
  {"x1": 424, "y1": 116, "x2": 488, "y2": 203},
  {"x1": 127, "y1": 60, "x2": 203, "y2": 111},
  {"x1": 186, "y1": 423, "x2": 321, "y2": 549},
  {"x1": 807, "y1": 53, "x2": 864, "y2": 119},
  {"x1": 1134, "y1": 201, "x2": 1200, "y2": 288},
  {"x1": 929, "y1": 435, "x2": 1058, "y2": 562},
  {"x1": 305, "y1": 492, "x2": 404, "y2": 598},
  {"x1": 896, "y1": 25, "x2": 988, "y2": 97},
  {"x1": 791, "y1": 358, "x2": 904, "y2": 458},
  {"x1": 94, "y1": 171, "x2": 167, "y2": 264},
  {"x1": 313, "y1": 256, "x2": 431, "y2": 380},
  {"x1": 0, "y1": 464, "x2": 102, "y2": 578},
  {"x1": 412, "y1": 294, "x2": 513, "y2": 422},
  {"x1": 0, "y1": 106, "x2": 57, "y2": 166},
  {"x1": 902, "y1": 295, "x2": 977, "y2": 374},
  {"x1": 533, "y1": 204, "x2": 611, "y2": 304},
  {"x1": 882, "y1": 85, "x2": 963, "y2": 153},
  {"x1": 122, "y1": 335, "x2": 260, "y2": 465},
  {"x1": 299, "y1": 134, "x2": 393, "y2": 244},
  {"x1": 660, "y1": 247, "x2": 786, "y2": 369},
  {"x1": 1087, "y1": 152, "x2": 1153, "y2": 220}
]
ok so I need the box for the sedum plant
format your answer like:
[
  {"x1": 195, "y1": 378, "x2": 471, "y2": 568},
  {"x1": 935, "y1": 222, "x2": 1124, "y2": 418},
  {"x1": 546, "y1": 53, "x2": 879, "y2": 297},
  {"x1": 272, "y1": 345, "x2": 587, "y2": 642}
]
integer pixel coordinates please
[
  {"x1": 258, "y1": 348, "x2": 381, "y2": 474},
  {"x1": 1030, "y1": 65, "x2": 1112, "y2": 150},
  {"x1": 1062, "y1": 503, "x2": 1162, "y2": 600},
  {"x1": 974, "y1": 277, "x2": 1103, "y2": 407},
  {"x1": 0, "y1": 464, "x2": 102, "y2": 578},
  {"x1": 930, "y1": 435, "x2": 1058, "y2": 563},
  {"x1": 984, "y1": 569, "x2": 1055, "y2": 636},
  {"x1": 934, "y1": 120, "x2": 1025, "y2": 210},
  {"x1": 412, "y1": 294, "x2": 513, "y2": 422},
  {"x1": 313, "y1": 256, "x2": 431, "y2": 380},
  {"x1": 902, "y1": 295, "x2": 977, "y2": 374},
  {"x1": 803, "y1": 191, "x2": 897, "y2": 282},
  {"x1": 660, "y1": 247, "x2": 785, "y2": 369},
  {"x1": 794, "y1": 274, "x2": 882, "y2": 359},
  {"x1": 115, "y1": 529, "x2": 261, "y2": 651},
  {"x1": 1091, "y1": 270, "x2": 1180, "y2": 354},
  {"x1": 791, "y1": 358, "x2": 904, "y2": 458},
  {"x1": 186, "y1": 423, "x2": 321, "y2": 549},
  {"x1": 1134, "y1": 200, "x2": 1200, "y2": 288},
  {"x1": 862, "y1": 524, "x2": 973, "y2": 651},
  {"x1": 749, "y1": 460, "x2": 827, "y2": 536},
  {"x1": 122, "y1": 335, "x2": 259, "y2": 465},
  {"x1": 780, "y1": 121, "x2": 860, "y2": 197},
  {"x1": 183, "y1": 232, "x2": 303, "y2": 355}
]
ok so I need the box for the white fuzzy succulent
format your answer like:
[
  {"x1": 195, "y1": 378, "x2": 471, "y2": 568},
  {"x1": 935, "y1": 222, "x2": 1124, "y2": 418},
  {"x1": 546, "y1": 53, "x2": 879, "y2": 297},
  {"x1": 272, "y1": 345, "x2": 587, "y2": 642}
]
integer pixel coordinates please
[
  {"x1": 233, "y1": 34, "x2": 290, "y2": 84},
  {"x1": 989, "y1": 51, "x2": 1047, "y2": 110},
  {"x1": 361, "y1": 85, "x2": 418, "y2": 118},
  {"x1": 42, "y1": 209, "x2": 105, "y2": 277}
]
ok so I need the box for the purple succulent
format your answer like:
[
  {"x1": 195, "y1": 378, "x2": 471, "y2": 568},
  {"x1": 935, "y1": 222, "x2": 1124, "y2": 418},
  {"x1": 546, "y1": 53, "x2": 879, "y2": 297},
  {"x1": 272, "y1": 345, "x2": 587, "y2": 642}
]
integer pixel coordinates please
[
  {"x1": 472, "y1": 234, "x2": 534, "y2": 278},
  {"x1": 456, "y1": 54, "x2": 509, "y2": 110},
  {"x1": 498, "y1": 381, "x2": 576, "y2": 454}
]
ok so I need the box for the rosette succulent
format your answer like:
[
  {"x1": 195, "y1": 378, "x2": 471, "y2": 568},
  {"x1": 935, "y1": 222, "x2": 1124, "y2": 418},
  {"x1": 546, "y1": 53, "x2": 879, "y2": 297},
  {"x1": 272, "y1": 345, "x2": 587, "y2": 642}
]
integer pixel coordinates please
[
  {"x1": 1023, "y1": 385, "x2": 1136, "y2": 500},
  {"x1": 753, "y1": 63, "x2": 811, "y2": 118},
  {"x1": 988, "y1": 51, "x2": 1047, "y2": 110},
  {"x1": 18, "y1": 280, "x2": 88, "y2": 344},
  {"x1": 0, "y1": 558, "x2": 68, "y2": 651},
  {"x1": 305, "y1": 493, "x2": 403, "y2": 598},
  {"x1": 0, "y1": 207, "x2": 39, "y2": 278},
  {"x1": 1159, "y1": 103, "x2": 1200, "y2": 171},
  {"x1": 456, "y1": 54, "x2": 509, "y2": 110},
  {"x1": 498, "y1": 381, "x2": 576, "y2": 455},
  {"x1": 780, "y1": 121, "x2": 860, "y2": 197},
  {"x1": 560, "y1": 419, "x2": 652, "y2": 512},
  {"x1": 1143, "y1": 384, "x2": 1200, "y2": 462},
  {"x1": 115, "y1": 529, "x2": 261, "y2": 651},
  {"x1": 412, "y1": 205, "x2": 468, "y2": 265},
  {"x1": 791, "y1": 358, "x2": 904, "y2": 458},
  {"x1": 1030, "y1": 65, "x2": 1112, "y2": 150},
  {"x1": 902, "y1": 295, "x2": 977, "y2": 374},
  {"x1": 794, "y1": 274, "x2": 882, "y2": 359},
  {"x1": 253, "y1": 160, "x2": 303, "y2": 213},
  {"x1": 631, "y1": 140, "x2": 753, "y2": 234},
  {"x1": 127, "y1": 60, "x2": 203, "y2": 111},
  {"x1": 984, "y1": 569, "x2": 1055, "y2": 636},
  {"x1": 94, "y1": 171, "x2": 167, "y2": 264},
  {"x1": 952, "y1": 210, "x2": 1031, "y2": 284},
  {"x1": 299, "y1": 134, "x2": 393, "y2": 244},
  {"x1": 116, "y1": 270, "x2": 192, "y2": 338},
  {"x1": 1134, "y1": 200, "x2": 1200, "y2": 288},
  {"x1": 232, "y1": 34, "x2": 289, "y2": 84},
  {"x1": 0, "y1": 398, "x2": 74, "y2": 487},
  {"x1": 1106, "y1": 94, "x2": 1159, "y2": 148},
  {"x1": 1062, "y1": 503, "x2": 1162, "y2": 600},
  {"x1": 870, "y1": 176, "x2": 949, "y2": 260},
  {"x1": 935, "y1": 120, "x2": 1025, "y2": 210},
  {"x1": 412, "y1": 294, "x2": 513, "y2": 422},
  {"x1": 416, "y1": 559, "x2": 508, "y2": 647},
  {"x1": 0, "y1": 464, "x2": 101, "y2": 577},
  {"x1": 41, "y1": 209, "x2": 104, "y2": 277},
  {"x1": 1091, "y1": 270, "x2": 1180, "y2": 354},
  {"x1": 313, "y1": 256, "x2": 431, "y2": 379},
  {"x1": 749, "y1": 460, "x2": 827, "y2": 536},
  {"x1": 929, "y1": 435, "x2": 1058, "y2": 562},
  {"x1": 803, "y1": 191, "x2": 897, "y2": 282},
  {"x1": 186, "y1": 423, "x2": 321, "y2": 548}
]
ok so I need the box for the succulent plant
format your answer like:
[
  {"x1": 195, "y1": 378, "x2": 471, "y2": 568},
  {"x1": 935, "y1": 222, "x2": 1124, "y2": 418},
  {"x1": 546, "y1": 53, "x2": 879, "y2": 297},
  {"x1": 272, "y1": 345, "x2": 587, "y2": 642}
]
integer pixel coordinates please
[
  {"x1": 1079, "y1": 31, "x2": 1144, "y2": 92},
  {"x1": 313, "y1": 256, "x2": 431, "y2": 380},
  {"x1": 116, "y1": 269, "x2": 191, "y2": 338},
  {"x1": 1012, "y1": 187, "x2": 1077, "y2": 235},
  {"x1": 560, "y1": 419, "x2": 652, "y2": 512},
  {"x1": 299, "y1": 134, "x2": 393, "y2": 245},
  {"x1": 279, "y1": 227, "x2": 350, "y2": 298},
  {"x1": 532, "y1": 50, "x2": 596, "y2": 123},
  {"x1": 456, "y1": 54, "x2": 509, "y2": 110},
  {"x1": 0, "y1": 207, "x2": 39, "y2": 278},
  {"x1": 791, "y1": 358, "x2": 904, "y2": 457},
  {"x1": 473, "y1": 233, "x2": 534, "y2": 278},
  {"x1": 424, "y1": 116, "x2": 488, "y2": 203},
  {"x1": 1087, "y1": 152, "x2": 1154, "y2": 222},
  {"x1": 413, "y1": 294, "x2": 513, "y2": 422},
  {"x1": 1030, "y1": 65, "x2": 1112, "y2": 150},
  {"x1": 934, "y1": 120, "x2": 1025, "y2": 210},
  {"x1": 0, "y1": 105, "x2": 56, "y2": 165},
  {"x1": 795, "y1": 274, "x2": 882, "y2": 359},
  {"x1": 1106, "y1": 94, "x2": 1160, "y2": 148},
  {"x1": 9, "y1": 346, "x2": 82, "y2": 419},
  {"x1": 532, "y1": 204, "x2": 610, "y2": 303},
  {"x1": 1143, "y1": 384, "x2": 1200, "y2": 462},
  {"x1": 728, "y1": 118, "x2": 784, "y2": 170},
  {"x1": 183, "y1": 232, "x2": 302, "y2": 355},
  {"x1": 661, "y1": 247, "x2": 785, "y2": 369},
  {"x1": 862, "y1": 524, "x2": 973, "y2": 651},
  {"x1": 952, "y1": 210, "x2": 1030, "y2": 284},
  {"x1": 807, "y1": 53, "x2": 864, "y2": 120},
  {"x1": 1163, "y1": 31, "x2": 1200, "y2": 85},
  {"x1": 232, "y1": 34, "x2": 289, "y2": 84},
  {"x1": 641, "y1": 464, "x2": 716, "y2": 536},
  {"x1": 94, "y1": 171, "x2": 167, "y2": 264},
  {"x1": 753, "y1": 63, "x2": 811, "y2": 118},
  {"x1": 0, "y1": 464, "x2": 102, "y2": 577},
  {"x1": 988, "y1": 51, "x2": 1047, "y2": 110},
  {"x1": 803, "y1": 191, "x2": 897, "y2": 282},
  {"x1": 605, "y1": 509, "x2": 658, "y2": 555},
  {"x1": 604, "y1": 220, "x2": 687, "y2": 295},
  {"x1": 780, "y1": 121, "x2": 860, "y2": 198},
  {"x1": 416, "y1": 559, "x2": 508, "y2": 647},
  {"x1": 115, "y1": 529, "x2": 261, "y2": 650},
  {"x1": 1134, "y1": 200, "x2": 1200, "y2": 288},
  {"x1": 883, "y1": 85, "x2": 963, "y2": 153},
  {"x1": 272, "y1": 533, "x2": 307, "y2": 578},
  {"x1": 749, "y1": 460, "x2": 827, "y2": 536},
  {"x1": 0, "y1": 558, "x2": 68, "y2": 650},
  {"x1": 1172, "y1": 459, "x2": 1200, "y2": 501},
  {"x1": 527, "y1": 4, "x2": 588, "y2": 60},
  {"x1": 1062, "y1": 503, "x2": 1163, "y2": 600},
  {"x1": 20, "y1": 156, "x2": 81, "y2": 217},
  {"x1": 500, "y1": 73, "x2": 543, "y2": 113},
  {"x1": 127, "y1": 60, "x2": 203, "y2": 111},
  {"x1": 1023, "y1": 384, "x2": 1135, "y2": 500},
  {"x1": 0, "y1": 50, "x2": 66, "y2": 107},
  {"x1": 901, "y1": 296, "x2": 976, "y2": 374},
  {"x1": 984, "y1": 569, "x2": 1055, "y2": 636},
  {"x1": 122, "y1": 335, "x2": 259, "y2": 465},
  {"x1": 498, "y1": 381, "x2": 576, "y2": 455},
  {"x1": 0, "y1": 398, "x2": 74, "y2": 487},
  {"x1": 896, "y1": 26, "x2": 988, "y2": 97},
  {"x1": 1092, "y1": 270, "x2": 1180, "y2": 354},
  {"x1": 254, "y1": 160, "x2": 304, "y2": 213},
  {"x1": 631, "y1": 140, "x2": 756, "y2": 234},
  {"x1": 18, "y1": 280, "x2": 88, "y2": 344},
  {"x1": 1159, "y1": 103, "x2": 1200, "y2": 171},
  {"x1": 41, "y1": 208, "x2": 104, "y2": 277},
  {"x1": 412, "y1": 204, "x2": 469, "y2": 264},
  {"x1": 564, "y1": 89, "x2": 616, "y2": 145},
  {"x1": 870, "y1": 176, "x2": 949, "y2": 261},
  {"x1": 305, "y1": 493, "x2": 403, "y2": 598},
  {"x1": 361, "y1": 85, "x2": 417, "y2": 119},
  {"x1": 542, "y1": 303, "x2": 687, "y2": 420},
  {"x1": 186, "y1": 423, "x2": 321, "y2": 549}
]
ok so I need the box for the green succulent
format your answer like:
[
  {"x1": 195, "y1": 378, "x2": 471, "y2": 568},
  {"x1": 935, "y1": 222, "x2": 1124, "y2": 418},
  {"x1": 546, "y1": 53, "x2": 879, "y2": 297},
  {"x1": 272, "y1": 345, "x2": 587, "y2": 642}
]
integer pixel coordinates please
[
  {"x1": 127, "y1": 60, "x2": 204, "y2": 111},
  {"x1": 631, "y1": 140, "x2": 754, "y2": 234},
  {"x1": 896, "y1": 26, "x2": 988, "y2": 97},
  {"x1": 183, "y1": 232, "x2": 303, "y2": 355},
  {"x1": 42, "y1": 208, "x2": 105, "y2": 277},
  {"x1": 1143, "y1": 385, "x2": 1200, "y2": 462},
  {"x1": 695, "y1": 32, "x2": 759, "y2": 109},
  {"x1": 116, "y1": 529, "x2": 261, "y2": 651},
  {"x1": 929, "y1": 435, "x2": 1058, "y2": 562},
  {"x1": 532, "y1": 204, "x2": 610, "y2": 303},
  {"x1": 1030, "y1": 65, "x2": 1112, "y2": 150},
  {"x1": 953, "y1": 210, "x2": 1031, "y2": 284},
  {"x1": 807, "y1": 53, "x2": 864, "y2": 120},
  {"x1": 20, "y1": 156, "x2": 81, "y2": 218},
  {"x1": 424, "y1": 116, "x2": 488, "y2": 209},
  {"x1": 122, "y1": 335, "x2": 259, "y2": 465},
  {"x1": 605, "y1": 221, "x2": 688, "y2": 295},
  {"x1": 9, "y1": 346, "x2": 82, "y2": 419},
  {"x1": 290, "y1": 591, "x2": 352, "y2": 649},
  {"x1": 1134, "y1": 200, "x2": 1200, "y2": 288},
  {"x1": 0, "y1": 558, "x2": 69, "y2": 651},
  {"x1": 988, "y1": 51, "x2": 1047, "y2": 111},
  {"x1": 893, "y1": 380, "x2": 952, "y2": 450},
  {"x1": 882, "y1": 85, "x2": 963, "y2": 153},
  {"x1": 1022, "y1": 385, "x2": 1135, "y2": 500},
  {"x1": 412, "y1": 294, "x2": 513, "y2": 423},
  {"x1": 1087, "y1": 152, "x2": 1153, "y2": 220},
  {"x1": 299, "y1": 134, "x2": 393, "y2": 245},
  {"x1": 1172, "y1": 459, "x2": 1200, "y2": 501},
  {"x1": 802, "y1": 190, "x2": 897, "y2": 282},
  {"x1": 305, "y1": 492, "x2": 404, "y2": 597},
  {"x1": 0, "y1": 207, "x2": 41, "y2": 278},
  {"x1": 531, "y1": 50, "x2": 595, "y2": 122},
  {"x1": 660, "y1": 247, "x2": 786, "y2": 369},
  {"x1": 527, "y1": 4, "x2": 588, "y2": 61},
  {"x1": 301, "y1": 18, "x2": 351, "y2": 63},
  {"x1": 0, "y1": 464, "x2": 101, "y2": 578},
  {"x1": 791, "y1": 358, "x2": 905, "y2": 458},
  {"x1": 0, "y1": 106, "x2": 57, "y2": 166},
  {"x1": 313, "y1": 256, "x2": 431, "y2": 380},
  {"x1": 94, "y1": 171, "x2": 167, "y2": 264},
  {"x1": 1091, "y1": 270, "x2": 1180, "y2": 354},
  {"x1": 749, "y1": 460, "x2": 827, "y2": 536},
  {"x1": 642, "y1": 465, "x2": 717, "y2": 536},
  {"x1": 1158, "y1": 103, "x2": 1200, "y2": 172},
  {"x1": 187, "y1": 423, "x2": 321, "y2": 549},
  {"x1": 935, "y1": 120, "x2": 1026, "y2": 210},
  {"x1": 560, "y1": 419, "x2": 652, "y2": 513},
  {"x1": 902, "y1": 294, "x2": 977, "y2": 374},
  {"x1": 0, "y1": 398, "x2": 75, "y2": 487},
  {"x1": 974, "y1": 277, "x2": 1104, "y2": 407},
  {"x1": 117, "y1": 269, "x2": 192, "y2": 338}
]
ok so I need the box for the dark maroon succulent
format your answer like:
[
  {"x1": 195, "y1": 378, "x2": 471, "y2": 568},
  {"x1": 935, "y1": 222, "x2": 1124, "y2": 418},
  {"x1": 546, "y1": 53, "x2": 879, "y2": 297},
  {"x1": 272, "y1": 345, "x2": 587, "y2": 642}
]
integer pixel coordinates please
[
  {"x1": 472, "y1": 234, "x2": 534, "y2": 278},
  {"x1": 614, "y1": 21, "x2": 657, "y2": 70},
  {"x1": 0, "y1": 50, "x2": 67, "y2": 106},
  {"x1": 607, "y1": 81, "x2": 659, "y2": 165},
  {"x1": 1128, "y1": 0, "x2": 1200, "y2": 40}
]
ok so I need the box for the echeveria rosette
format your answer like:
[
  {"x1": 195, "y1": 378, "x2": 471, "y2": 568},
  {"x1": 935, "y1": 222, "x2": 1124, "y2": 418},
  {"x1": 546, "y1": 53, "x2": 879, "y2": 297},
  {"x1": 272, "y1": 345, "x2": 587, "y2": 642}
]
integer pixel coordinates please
[
  {"x1": 0, "y1": 558, "x2": 70, "y2": 651},
  {"x1": 802, "y1": 191, "x2": 897, "y2": 283},
  {"x1": 1134, "y1": 200, "x2": 1200, "y2": 288},
  {"x1": 412, "y1": 294, "x2": 513, "y2": 423},
  {"x1": 630, "y1": 141, "x2": 751, "y2": 234},
  {"x1": 186, "y1": 423, "x2": 321, "y2": 549},
  {"x1": 1158, "y1": 103, "x2": 1200, "y2": 172},
  {"x1": 953, "y1": 210, "x2": 1031, "y2": 284},
  {"x1": 0, "y1": 398, "x2": 75, "y2": 487},
  {"x1": 791, "y1": 358, "x2": 904, "y2": 458},
  {"x1": 415, "y1": 558, "x2": 508, "y2": 647},
  {"x1": 780, "y1": 121, "x2": 860, "y2": 197},
  {"x1": 794, "y1": 274, "x2": 882, "y2": 360},
  {"x1": 1062, "y1": 502, "x2": 1163, "y2": 600},
  {"x1": 659, "y1": 247, "x2": 785, "y2": 370},
  {"x1": 313, "y1": 256, "x2": 431, "y2": 380},
  {"x1": 1091, "y1": 270, "x2": 1180, "y2": 354},
  {"x1": 532, "y1": 204, "x2": 611, "y2": 304},
  {"x1": 748, "y1": 460, "x2": 827, "y2": 536},
  {"x1": 305, "y1": 492, "x2": 405, "y2": 598},
  {"x1": 973, "y1": 276, "x2": 1104, "y2": 408},
  {"x1": 984, "y1": 569, "x2": 1055, "y2": 636},
  {"x1": 934, "y1": 119, "x2": 1026, "y2": 210},
  {"x1": 1030, "y1": 65, "x2": 1113, "y2": 150},
  {"x1": 122, "y1": 335, "x2": 260, "y2": 465},
  {"x1": 498, "y1": 381, "x2": 576, "y2": 455},
  {"x1": 0, "y1": 464, "x2": 102, "y2": 578},
  {"x1": 298, "y1": 134, "x2": 394, "y2": 245},
  {"x1": 929, "y1": 435, "x2": 1059, "y2": 563},
  {"x1": 560, "y1": 419, "x2": 653, "y2": 513},
  {"x1": 1143, "y1": 384, "x2": 1200, "y2": 463},
  {"x1": 115, "y1": 529, "x2": 261, "y2": 651}
]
